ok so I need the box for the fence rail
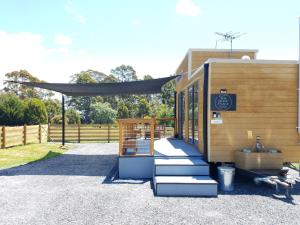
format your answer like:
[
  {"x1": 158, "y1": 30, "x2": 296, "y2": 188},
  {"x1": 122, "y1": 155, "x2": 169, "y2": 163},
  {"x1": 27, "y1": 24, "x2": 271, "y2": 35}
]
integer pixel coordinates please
[
  {"x1": 49, "y1": 121, "x2": 175, "y2": 144},
  {"x1": 0, "y1": 125, "x2": 48, "y2": 149}
]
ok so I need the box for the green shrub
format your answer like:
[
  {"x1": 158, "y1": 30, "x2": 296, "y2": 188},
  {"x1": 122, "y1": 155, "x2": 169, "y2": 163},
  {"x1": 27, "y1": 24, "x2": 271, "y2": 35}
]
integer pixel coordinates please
[
  {"x1": 50, "y1": 115, "x2": 69, "y2": 124},
  {"x1": 89, "y1": 102, "x2": 117, "y2": 124},
  {"x1": 66, "y1": 108, "x2": 80, "y2": 124},
  {"x1": 23, "y1": 98, "x2": 48, "y2": 125},
  {"x1": 0, "y1": 93, "x2": 24, "y2": 125}
]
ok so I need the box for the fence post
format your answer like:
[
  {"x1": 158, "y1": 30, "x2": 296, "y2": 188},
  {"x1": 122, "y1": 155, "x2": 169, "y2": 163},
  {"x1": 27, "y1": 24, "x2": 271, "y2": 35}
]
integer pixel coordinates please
[
  {"x1": 150, "y1": 118, "x2": 155, "y2": 156},
  {"x1": 119, "y1": 121, "x2": 123, "y2": 156},
  {"x1": 2, "y1": 126, "x2": 6, "y2": 149},
  {"x1": 48, "y1": 123, "x2": 51, "y2": 142},
  {"x1": 108, "y1": 124, "x2": 111, "y2": 143},
  {"x1": 38, "y1": 124, "x2": 42, "y2": 143},
  {"x1": 78, "y1": 124, "x2": 80, "y2": 143},
  {"x1": 23, "y1": 125, "x2": 27, "y2": 145}
]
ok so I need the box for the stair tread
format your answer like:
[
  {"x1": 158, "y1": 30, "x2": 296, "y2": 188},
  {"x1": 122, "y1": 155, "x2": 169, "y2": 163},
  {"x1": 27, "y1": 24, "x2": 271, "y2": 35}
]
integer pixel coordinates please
[
  {"x1": 154, "y1": 158, "x2": 208, "y2": 166},
  {"x1": 154, "y1": 176, "x2": 217, "y2": 184}
]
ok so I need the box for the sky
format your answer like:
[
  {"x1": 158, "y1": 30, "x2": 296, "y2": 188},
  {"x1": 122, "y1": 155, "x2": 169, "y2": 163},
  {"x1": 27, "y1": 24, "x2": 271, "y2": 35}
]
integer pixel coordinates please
[{"x1": 0, "y1": 0, "x2": 299, "y2": 84}]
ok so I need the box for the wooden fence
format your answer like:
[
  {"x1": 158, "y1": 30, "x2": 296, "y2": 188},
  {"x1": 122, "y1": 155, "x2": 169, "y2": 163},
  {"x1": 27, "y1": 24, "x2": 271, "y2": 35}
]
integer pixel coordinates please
[
  {"x1": 49, "y1": 124, "x2": 119, "y2": 143},
  {"x1": 0, "y1": 125, "x2": 48, "y2": 149},
  {"x1": 49, "y1": 121, "x2": 175, "y2": 143}
]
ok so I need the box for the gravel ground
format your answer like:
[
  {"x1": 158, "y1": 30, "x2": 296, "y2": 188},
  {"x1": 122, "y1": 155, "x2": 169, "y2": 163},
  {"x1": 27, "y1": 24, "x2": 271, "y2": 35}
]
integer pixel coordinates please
[{"x1": 0, "y1": 143, "x2": 299, "y2": 225}]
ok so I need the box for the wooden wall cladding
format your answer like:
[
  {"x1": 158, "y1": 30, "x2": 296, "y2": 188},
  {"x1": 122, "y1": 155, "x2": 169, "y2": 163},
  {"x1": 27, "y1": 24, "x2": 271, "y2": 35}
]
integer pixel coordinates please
[{"x1": 208, "y1": 62, "x2": 300, "y2": 163}]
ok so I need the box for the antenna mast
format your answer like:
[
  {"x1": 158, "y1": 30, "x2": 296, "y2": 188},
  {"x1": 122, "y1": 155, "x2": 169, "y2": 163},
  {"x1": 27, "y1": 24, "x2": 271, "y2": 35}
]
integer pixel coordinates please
[{"x1": 215, "y1": 31, "x2": 245, "y2": 55}]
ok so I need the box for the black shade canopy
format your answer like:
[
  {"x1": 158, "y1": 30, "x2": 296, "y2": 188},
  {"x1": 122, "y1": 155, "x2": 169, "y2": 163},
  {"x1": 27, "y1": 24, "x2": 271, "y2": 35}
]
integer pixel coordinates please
[{"x1": 10, "y1": 75, "x2": 177, "y2": 96}]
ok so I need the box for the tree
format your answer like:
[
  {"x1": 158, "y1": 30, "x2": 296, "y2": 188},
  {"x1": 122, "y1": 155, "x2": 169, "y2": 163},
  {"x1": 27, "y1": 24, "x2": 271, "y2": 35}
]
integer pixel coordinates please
[
  {"x1": 84, "y1": 69, "x2": 107, "y2": 82},
  {"x1": 0, "y1": 93, "x2": 24, "y2": 125},
  {"x1": 143, "y1": 75, "x2": 153, "y2": 80},
  {"x1": 103, "y1": 74, "x2": 118, "y2": 83},
  {"x1": 44, "y1": 99, "x2": 61, "y2": 122},
  {"x1": 136, "y1": 98, "x2": 151, "y2": 118},
  {"x1": 89, "y1": 102, "x2": 117, "y2": 124},
  {"x1": 161, "y1": 78, "x2": 175, "y2": 109},
  {"x1": 111, "y1": 65, "x2": 137, "y2": 82},
  {"x1": 4, "y1": 70, "x2": 53, "y2": 99},
  {"x1": 102, "y1": 74, "x2": 119, "y2": 109},
  {"x1": 50, "y1": 115, "x2": 69, "y2": 125},
  {"x1": 66, "y1": 108, "x2": 81, "y2": 124},
  {"x1": 117, "y1": 101, "x2": 129, "y2": 118},
  {"x1": 68, "y1": 71, "x2": 103, "y2": 123},
  {"x1": 23, "y1": 98, "x2": 48, "y2": 125}
]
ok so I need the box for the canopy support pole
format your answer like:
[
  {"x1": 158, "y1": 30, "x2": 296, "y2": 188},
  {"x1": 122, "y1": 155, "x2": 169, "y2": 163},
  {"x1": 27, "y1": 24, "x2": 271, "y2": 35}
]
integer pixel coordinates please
[
  {"x1": 174, "y1": 91, "x2": 177, "y2": 135},
  {"x1": 62, "y1": 94, "x2": 65, "y2": 146}
]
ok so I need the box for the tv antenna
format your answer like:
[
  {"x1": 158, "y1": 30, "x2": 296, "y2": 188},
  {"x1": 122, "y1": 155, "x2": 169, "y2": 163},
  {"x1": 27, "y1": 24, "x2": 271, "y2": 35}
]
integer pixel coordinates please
[{"x1": 215, "y1": 31, "x2": 245, "y2": 53}]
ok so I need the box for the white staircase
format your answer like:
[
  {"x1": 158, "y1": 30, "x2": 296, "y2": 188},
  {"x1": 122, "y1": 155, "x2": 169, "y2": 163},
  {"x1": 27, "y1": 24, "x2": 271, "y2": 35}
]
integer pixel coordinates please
[{"x1": 153, "y1": 156, "x2": 218, "y2": 197}]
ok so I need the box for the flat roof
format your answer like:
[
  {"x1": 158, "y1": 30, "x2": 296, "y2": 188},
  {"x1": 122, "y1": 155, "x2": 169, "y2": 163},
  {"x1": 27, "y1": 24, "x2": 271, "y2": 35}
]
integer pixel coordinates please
[
  {"x1": 189, "y1": 48, "x2": 259, "y2": 53},
  {"x1": 175, "y1": 48, "x2": 259, "y2": 74},
  {"x1": 206, "y1": 58, "x2": 298, "y2": 64},
  {"x1": 191, "y1": 58, "x2": 298, "y2": 77}
]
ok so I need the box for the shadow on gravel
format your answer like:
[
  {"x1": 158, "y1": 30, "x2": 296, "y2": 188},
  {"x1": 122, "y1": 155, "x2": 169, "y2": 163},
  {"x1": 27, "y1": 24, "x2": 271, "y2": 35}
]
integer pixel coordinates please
[
  {"x1": 102, "y1": 162, "x2": 150, "y2": 185},
  {"x1": 218, "y1": 174, "x2": 300, "y2": 205},
  {"x1": 0, "y1": 154, "x2": 118, "y2": 177}
]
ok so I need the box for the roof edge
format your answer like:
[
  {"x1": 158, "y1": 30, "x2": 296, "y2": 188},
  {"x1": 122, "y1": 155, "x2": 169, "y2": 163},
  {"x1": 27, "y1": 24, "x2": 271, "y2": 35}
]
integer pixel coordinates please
[
  {"x1": 189, "y1": 48, "x2": 259, "y2": 53},
  {"x1": 205, "y1": 58, "x2": 298, "y2": 64}
]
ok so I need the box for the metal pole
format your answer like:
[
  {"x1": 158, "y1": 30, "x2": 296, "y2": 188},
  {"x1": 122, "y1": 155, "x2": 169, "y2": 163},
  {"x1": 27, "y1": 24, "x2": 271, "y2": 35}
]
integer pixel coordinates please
[
  {"x1": 173, "y1": 91, "x2": 177, "y2": 119},
  {"x1": 174, "y1": 91, "x2": 177, "y2": 136},
  {"x1": 62, "y1": 95, "x2": 65, "y2": 146}
]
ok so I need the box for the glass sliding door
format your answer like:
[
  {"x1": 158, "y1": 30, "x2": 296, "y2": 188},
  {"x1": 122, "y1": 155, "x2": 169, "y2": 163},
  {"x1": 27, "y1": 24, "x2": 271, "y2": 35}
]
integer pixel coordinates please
[
  {"x1": 193, "y1": 82, "x2": 199, "y2": 146},
  {"x1": 178, "y1": 91, "x2": 185, "y2": 139},
  {"x1": 188, "y1": 86, "x2": 194, "y2": 144},
  {"x1": 187, "y1": 81, "x2": 199, "y2": 147}
]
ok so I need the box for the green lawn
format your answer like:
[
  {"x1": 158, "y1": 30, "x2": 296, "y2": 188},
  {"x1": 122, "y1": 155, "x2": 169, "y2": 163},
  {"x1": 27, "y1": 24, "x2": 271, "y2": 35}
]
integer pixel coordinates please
[{"x1": 0, "y1": 143, "x2": 67, "y2": 169}]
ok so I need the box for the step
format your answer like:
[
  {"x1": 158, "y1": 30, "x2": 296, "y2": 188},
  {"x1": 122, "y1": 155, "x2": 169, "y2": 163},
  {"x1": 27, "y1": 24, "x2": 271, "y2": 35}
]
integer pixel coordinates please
[
  {"x1": 154, "y1": 176, "x2": 218, "y2": 197},
  {"x1": 154, "y1": 158, "x2": 209, "y2": 176}
]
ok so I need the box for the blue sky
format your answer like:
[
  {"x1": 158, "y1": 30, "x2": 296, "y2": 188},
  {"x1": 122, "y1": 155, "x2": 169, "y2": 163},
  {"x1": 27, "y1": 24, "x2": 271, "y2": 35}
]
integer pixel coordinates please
[{"x1": 0, "y1": 0, "x2": 299, "y2": 83}]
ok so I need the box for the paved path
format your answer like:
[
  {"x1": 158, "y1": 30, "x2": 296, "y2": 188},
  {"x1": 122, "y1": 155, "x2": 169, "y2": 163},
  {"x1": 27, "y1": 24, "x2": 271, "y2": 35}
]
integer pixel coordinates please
[{"x1": 0, "y1": 143, "x2": 300, "y2": 225}]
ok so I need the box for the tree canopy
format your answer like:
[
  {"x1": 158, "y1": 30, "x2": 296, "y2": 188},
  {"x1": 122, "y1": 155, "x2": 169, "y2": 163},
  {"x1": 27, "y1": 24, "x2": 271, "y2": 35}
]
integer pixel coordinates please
[{"x1": 1, "y1": 65, "x2": 175, "y2": 125}]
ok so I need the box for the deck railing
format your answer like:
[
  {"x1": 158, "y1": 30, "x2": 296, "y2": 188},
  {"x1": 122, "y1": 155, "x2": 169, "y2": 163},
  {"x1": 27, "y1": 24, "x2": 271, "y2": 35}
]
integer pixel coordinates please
[{"x1": 118, "y1": 117, "x2": 176, "y2": 157}]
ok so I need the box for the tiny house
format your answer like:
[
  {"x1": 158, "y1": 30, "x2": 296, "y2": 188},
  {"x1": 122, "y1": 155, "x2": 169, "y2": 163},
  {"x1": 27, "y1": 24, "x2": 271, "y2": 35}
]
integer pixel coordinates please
[{"x1": 175, "y1": 49, "x2": 300, "y2": 164}]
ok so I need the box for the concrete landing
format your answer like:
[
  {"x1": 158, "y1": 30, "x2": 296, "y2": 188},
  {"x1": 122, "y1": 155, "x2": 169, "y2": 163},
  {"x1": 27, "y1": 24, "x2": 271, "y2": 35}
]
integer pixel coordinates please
[{"x1": 154, "y1": 138, "x2": 202, "y2": 157}]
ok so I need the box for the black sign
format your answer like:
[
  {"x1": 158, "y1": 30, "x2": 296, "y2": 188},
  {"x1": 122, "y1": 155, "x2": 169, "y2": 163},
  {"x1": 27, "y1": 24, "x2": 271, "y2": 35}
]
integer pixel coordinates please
[{"x1": 211, "y1": 94, "x2": 236, "y2": 111}]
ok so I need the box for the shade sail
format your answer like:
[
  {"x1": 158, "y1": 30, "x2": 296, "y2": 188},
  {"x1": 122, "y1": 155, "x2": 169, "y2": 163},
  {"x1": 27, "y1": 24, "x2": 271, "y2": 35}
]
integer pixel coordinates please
[{"x1": 9, "y1": 75, "x2": 177, "y2": 96}]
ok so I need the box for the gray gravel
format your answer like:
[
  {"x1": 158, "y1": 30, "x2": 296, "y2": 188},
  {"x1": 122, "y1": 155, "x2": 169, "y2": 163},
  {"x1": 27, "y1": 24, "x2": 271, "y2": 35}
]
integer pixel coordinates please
[{"x1": 0, "y1": 143, "x2": 299, "y2": 225}]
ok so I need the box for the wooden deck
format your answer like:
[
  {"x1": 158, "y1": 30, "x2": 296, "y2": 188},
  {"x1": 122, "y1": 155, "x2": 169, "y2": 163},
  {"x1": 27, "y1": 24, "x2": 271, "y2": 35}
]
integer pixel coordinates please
[{"x1": 154, "y1": 138, "x2": 202, "y2": 157}]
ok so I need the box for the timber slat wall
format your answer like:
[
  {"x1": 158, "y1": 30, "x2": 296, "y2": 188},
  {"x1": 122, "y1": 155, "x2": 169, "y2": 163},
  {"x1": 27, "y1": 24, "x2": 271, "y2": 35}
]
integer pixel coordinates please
[
  {"x1": 0, "y1": 125, "x2": 48, "y2": 149},
  {"x1": 209, "y1": 62, "x2": 300, "y2": 162}
]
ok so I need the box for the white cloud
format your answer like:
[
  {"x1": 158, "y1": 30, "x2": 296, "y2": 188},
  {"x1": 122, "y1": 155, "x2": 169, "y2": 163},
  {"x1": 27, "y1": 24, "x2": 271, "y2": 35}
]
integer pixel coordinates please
[
  {"x1": 176, "y1": 0, "x2": 200, "y2": 17},
  {"x1": 54, "y1": 34, "x2": 72, "y2": 46},
  {"x1": 132, "y1": 19, "x2": 142, "y2": 26},
  {"x1": 75, "y1": 14, "x2": 86, "y2": 23},
  {"x1": 65, "y1": 1, "x2": 86, "y2": 23},
  {"x1": 0, "y1": 31, "x2": 175, "y2": 91}
]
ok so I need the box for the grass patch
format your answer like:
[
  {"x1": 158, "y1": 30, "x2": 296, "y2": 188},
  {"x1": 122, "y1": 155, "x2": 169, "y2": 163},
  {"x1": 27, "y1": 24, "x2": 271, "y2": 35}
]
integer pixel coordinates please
[{"x1": 0, "y1": 143, "x2": 67, "y2": 169}]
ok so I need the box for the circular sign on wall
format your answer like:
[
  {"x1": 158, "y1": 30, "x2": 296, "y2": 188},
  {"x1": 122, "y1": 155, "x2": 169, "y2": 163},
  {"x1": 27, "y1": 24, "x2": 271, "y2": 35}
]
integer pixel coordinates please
[{"x1": 214, "y1": 94, "x2": 233, "y2": 111}]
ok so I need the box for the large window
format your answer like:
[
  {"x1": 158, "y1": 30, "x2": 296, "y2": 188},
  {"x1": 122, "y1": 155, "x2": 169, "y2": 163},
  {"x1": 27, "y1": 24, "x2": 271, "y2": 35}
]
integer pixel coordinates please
[
  {"x1": 178, "y1": 91, "x2": 186, "y2": 139},
  {"x1": 188, "y1": 86, "x2": 193, "y2": 143},
  {"x1": 188, "y1": 81, "x2": 199, "y2": 146}
]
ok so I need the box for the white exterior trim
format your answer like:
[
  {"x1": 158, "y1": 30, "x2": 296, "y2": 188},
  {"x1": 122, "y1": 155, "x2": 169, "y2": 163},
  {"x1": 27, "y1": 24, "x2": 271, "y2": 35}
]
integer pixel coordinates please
[
  {"x1": 191, "y1": 64, "x2": 204, "y2": 77},
  {"x1": 205, "y1": 58, "x2": 298, "y2": 64},
  {"x1": 189, "y1": 48, "x2": 258, "y2": 53},
  {"x1": 188, "y1": 49, "x2": 192, "y2": 79},
  {"x1": 175, "y1": 51, "x2": 189, "y2": 74}
]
